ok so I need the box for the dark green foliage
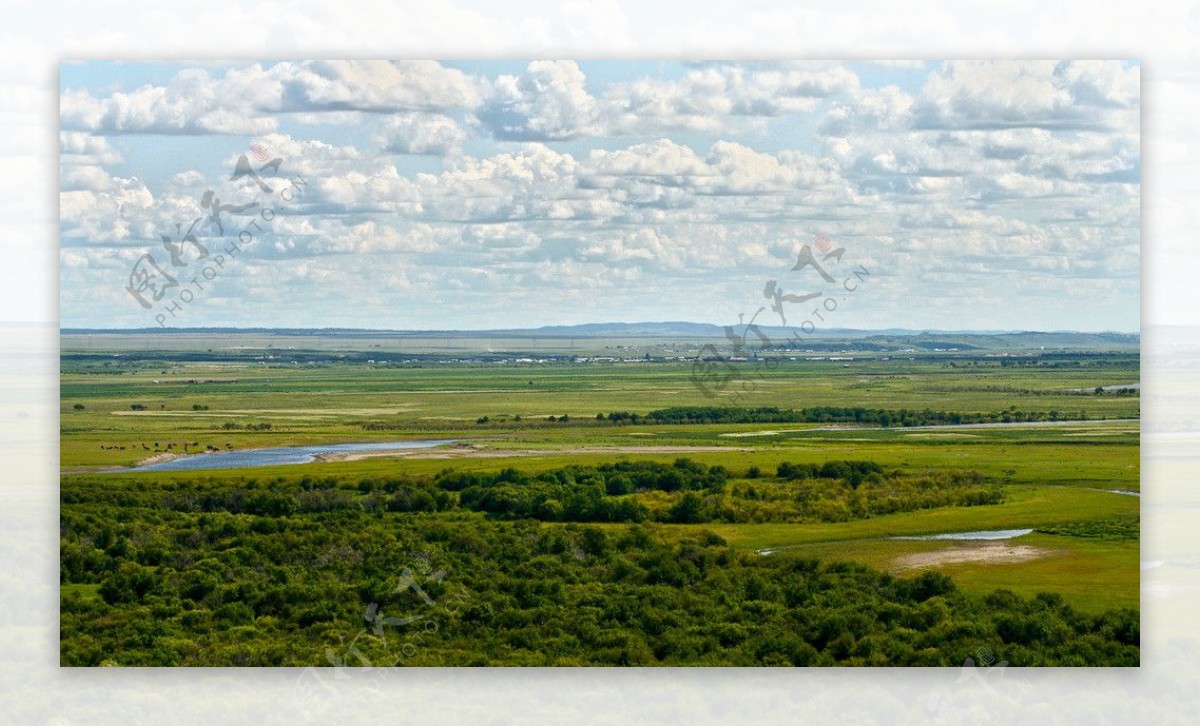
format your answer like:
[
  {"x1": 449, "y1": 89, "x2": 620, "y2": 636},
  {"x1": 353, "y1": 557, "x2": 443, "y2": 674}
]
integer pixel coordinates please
[
  {"x1": 667, "y1": 493, "x2": 705, "y2": 523},
  {"x1": 60, "y1": 472, "x2": 1138, "y2": 667},
  {"x1": 605, "y1": 411, "x2": 643, "y2": 424},
  {"x1": 60, "y1": 472, "x2": 1140, "y2": 667},
  {"x1": 777, "y1": 460, "x2": 882, "y2": 481},
  {"x1": 630, "y1": 405, "x2": 1088, "y2": 427},
  {"x1": 437, "y1": 459, "x2": 729, "y2": 522},
  {"x1": 734, "y1": 462, "x2": 1001, "y2": 523},
  {"x1": 220, "y1": 422, "x2": 272, "y2": 431},
  {"x1": 1037, "y1": 514, "x2": 1139, "y2": 540},
  {"x1": 93, "y1": 457, "x2": 998, "y2": 527}
]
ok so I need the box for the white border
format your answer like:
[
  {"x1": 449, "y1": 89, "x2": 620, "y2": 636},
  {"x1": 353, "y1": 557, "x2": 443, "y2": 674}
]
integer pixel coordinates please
[{"x1": 3, "y1": 1, "x2": 1196, "y2": 723}]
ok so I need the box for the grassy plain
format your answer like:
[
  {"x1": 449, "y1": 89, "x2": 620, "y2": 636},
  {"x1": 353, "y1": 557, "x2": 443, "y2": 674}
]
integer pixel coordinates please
[{"x1": 59, "y1": 332, "x2": 1140, "y2": 664}]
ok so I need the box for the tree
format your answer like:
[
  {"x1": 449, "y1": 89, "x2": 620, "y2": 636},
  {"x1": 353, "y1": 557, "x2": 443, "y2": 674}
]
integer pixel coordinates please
[
  {"x1": 605, "y1": 474, "x2": 634, "y2": 496},
  {"x1": 535, "y1": 499, "x2": 564, "y2": 521},
  {"x1": 668, "y1": 493, "x2": 705, "y2": 524},
  {"x1": 580, "y1": 526, "x2": 609, "y2": 557}
]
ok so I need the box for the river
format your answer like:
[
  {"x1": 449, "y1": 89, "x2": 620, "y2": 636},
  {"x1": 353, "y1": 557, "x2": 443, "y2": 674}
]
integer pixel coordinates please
[{"x1": 123, "y1": 439, "x2": 457, "y2": 472}]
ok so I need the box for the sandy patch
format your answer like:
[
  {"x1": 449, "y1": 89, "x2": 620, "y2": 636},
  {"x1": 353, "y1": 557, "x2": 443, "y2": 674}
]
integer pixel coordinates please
[
  {"x1": 789, "y1": 437, "x2": 876, "y2": 442},
  {"x1": 719, "y1": 429, "x2": 809, "y2": 438},
  {"x1": 1062, "y1": 431, "x2": 1133, "y2": 437},
  {"x1": 132, "y1": 452, "x2": 183, "y2": 467},
  {"x1": 61, "y1": 466, "x2": 121, "y2": 475},
  {"x1": 891, "y1": 543, "x2": 1058, "y2": 571}
]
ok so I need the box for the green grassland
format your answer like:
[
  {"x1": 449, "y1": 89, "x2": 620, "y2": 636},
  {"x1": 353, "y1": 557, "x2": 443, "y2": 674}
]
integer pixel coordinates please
[{"x1": 59, "y1": 334, "x2": 1139, "y2": 665}]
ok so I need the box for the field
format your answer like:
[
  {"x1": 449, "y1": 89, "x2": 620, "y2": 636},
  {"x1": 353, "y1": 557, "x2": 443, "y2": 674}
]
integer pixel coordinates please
[{"x1": 59, "y1": 331, "x2": 1140, "y2": 666}]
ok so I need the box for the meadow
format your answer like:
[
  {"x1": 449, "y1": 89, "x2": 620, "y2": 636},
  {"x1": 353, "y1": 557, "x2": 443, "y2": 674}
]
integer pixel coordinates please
[{"x1": 59, "y1": 332, "x2": 1140, "y2": 666}]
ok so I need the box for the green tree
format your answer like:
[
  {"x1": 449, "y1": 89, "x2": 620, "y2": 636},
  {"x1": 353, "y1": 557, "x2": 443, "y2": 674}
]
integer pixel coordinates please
[{"x1": 668, "y1": 493, "x2": 705, "y2": 524}]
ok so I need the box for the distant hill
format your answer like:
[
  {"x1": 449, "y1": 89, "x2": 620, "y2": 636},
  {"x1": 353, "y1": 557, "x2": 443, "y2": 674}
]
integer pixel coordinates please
[{"x1": 61, "y1": 323, "x2": 1139, "y2": 352}]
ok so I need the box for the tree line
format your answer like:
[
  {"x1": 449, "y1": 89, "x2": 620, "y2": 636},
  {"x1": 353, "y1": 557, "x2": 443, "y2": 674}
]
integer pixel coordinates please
[
  {"x1": 60, "y1": 476, "x2": 1139, "y2": 667},
  {"x1": 621, "y1": 405, "x2": 1091, "y2": 426},
  {"x1": 64, "y1": 457, "x2": 1002, "y2": 529}
]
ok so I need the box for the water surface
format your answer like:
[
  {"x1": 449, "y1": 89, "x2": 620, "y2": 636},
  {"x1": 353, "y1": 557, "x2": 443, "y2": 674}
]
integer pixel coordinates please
[
  {"x1": 125, "y1": 439, "x2": 456, "y2": 472},
  {"x1": 890, "y1": 528, "x2": 1033, "y2": 541}
]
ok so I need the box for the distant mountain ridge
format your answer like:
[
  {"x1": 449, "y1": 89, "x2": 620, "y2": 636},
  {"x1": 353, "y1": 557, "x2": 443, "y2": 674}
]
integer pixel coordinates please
[
  {"x1": 61, "y1": 322, "x2": 1139, "y2": 351},
  {"x1": 61, "y1": 321, "x2": 1138, "y2": 336}
]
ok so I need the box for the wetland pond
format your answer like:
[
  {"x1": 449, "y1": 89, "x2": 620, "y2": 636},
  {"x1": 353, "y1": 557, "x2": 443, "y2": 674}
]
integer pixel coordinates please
[
  {"x1": 123, "y1": 439, "x2": 457, "y2": 472},
  {"x1": 888, "y1": 528, "x2": 1034, "y2": 541}
]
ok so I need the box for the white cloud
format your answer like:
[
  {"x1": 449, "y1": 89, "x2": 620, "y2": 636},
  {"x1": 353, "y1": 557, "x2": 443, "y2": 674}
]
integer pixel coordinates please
[
  {"x1": 913, "y1": 60, "x2": 1139, "y2": 131},
  {"x1": 273, "y1": 60, "x2": 483, "y2": 112},
  {"x1": 704, "y1": 141, "x2": 802, "y2": 194},
  {"x1": 479, "y1": 60, "x2": 598, "y2": 140},
  {"x1": 59, "y1": 132, "x2": 127, "y2": 192},
  {"x1": 602, "y1": 63, "x2": 859, "y2": 136},
  {"x1": 818, "y1": 85, "x2": 914, "y2": 137},
  {"x1": 585, "y1": 138, "x2": 709, "y2": 179},
  {"x1": 60, "y1": 69, "x2": 277, "y2": 135},
  {"x1": 58, "y1": 59, "x2": 1140, "y2": 331},
  {"x1": 475, "y1": 61, "x2": 860, "y2": 141},
  {"x1": 59, "y1": 178, "x2": 156, "y2": 244},
  {"x1": 376, "y1": 113, "x2": 467, "y2": 155},
  {"x1": 60, "y1": 61, "x2": 485, "y2": 135}
]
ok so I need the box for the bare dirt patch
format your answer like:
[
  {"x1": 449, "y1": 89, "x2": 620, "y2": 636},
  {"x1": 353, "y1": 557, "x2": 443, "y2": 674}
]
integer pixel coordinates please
[
  {"x1": 719, "y1": 429, "x2": 810, "y2": 438},
  {"x1": 891, "y1": 543, "x2": 1059, "y2": 571},
  {"x1": 132, "y1": 452, "x2": 183, "y2": 468}
]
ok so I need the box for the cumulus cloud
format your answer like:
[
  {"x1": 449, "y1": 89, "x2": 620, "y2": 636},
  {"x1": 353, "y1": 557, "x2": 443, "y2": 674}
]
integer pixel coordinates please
[
  {"x1": 376, "y1": 113, "x2": 467, "y2": 155},
  {"x1": 475, "y1": 60, "x2": 860, "y2": 141},
  {"x1": 60, "y1": 133, "x2": 125, "y2": 193},
  {"x1": 600, "y1": 62, "x2": 859, "y2": 136},
  {"x1": 479, "y1": 60, "x2": 598, "y2": 140},
  {"x1": 262, "y1": 219, "x2": 439, "y2": 257},
  {"x1": 60, "y1": 177, "x2": 156, "y2": 244},
  {"x1": 60, "y1": 61, "x2": 484, "y2": 135},
  {"x1": 275, "y1": 60, "x2": 482, "y2": 112},
  {"x1": 60, "y1": 68, "x2": 279, "y2": 135},
  {"x1": 59, "y1": 60, "x2": 1140, "y2": 331},
  {"x1": 818, "y1": 85, "x2": 914, "y2": 137},
  {"x1": 584, "y1": 138, "x2": 709, "y2": 182},
  {"x1": 912, "y1": 60, "x2": 1139, "y2": 131}
]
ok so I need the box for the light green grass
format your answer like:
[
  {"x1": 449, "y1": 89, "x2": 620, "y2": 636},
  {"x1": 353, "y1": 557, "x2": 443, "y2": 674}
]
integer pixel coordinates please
[{"x1": 60, "y1": 340, "x2": 1140, "y2": 616}]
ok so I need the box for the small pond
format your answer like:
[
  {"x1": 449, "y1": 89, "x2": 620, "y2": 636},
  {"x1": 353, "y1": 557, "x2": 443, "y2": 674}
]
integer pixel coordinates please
[{"x1": 889, "y1": 528, "x2": 1034, "y2": 541}]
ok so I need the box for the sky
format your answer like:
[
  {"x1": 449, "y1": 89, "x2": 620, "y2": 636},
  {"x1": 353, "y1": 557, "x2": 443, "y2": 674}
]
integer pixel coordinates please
[{"x1": 58, "y1": 59, "x2": 1140, "y2": 331}]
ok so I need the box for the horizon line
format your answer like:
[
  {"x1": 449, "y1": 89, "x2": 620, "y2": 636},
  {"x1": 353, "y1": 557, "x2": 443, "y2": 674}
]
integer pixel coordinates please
[{"x1": 56, "y1": 322, "x2": 1141, "y2": 336}]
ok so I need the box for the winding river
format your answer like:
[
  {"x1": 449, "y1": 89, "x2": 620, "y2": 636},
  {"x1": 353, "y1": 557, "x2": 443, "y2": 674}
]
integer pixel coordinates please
[{"x1": 124, "y1": 439, "x2": 456, "y2": 472}]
